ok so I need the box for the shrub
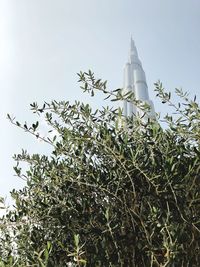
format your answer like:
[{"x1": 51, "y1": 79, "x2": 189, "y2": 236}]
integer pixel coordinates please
[{"x1": 1, "y1": 72, "x2": 200, "y2": 266}]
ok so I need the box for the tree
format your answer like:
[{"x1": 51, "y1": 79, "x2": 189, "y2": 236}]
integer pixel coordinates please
[{"x1": 1, "y1": 72, "x2": 200, "y2": 266}]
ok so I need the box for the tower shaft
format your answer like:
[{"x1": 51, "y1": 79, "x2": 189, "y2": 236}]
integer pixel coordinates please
[{"x1": 123, "y1": 38, "x2": 155, "y2": 118}]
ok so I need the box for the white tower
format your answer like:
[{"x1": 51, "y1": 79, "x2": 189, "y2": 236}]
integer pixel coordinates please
[{"x1": 123, "y1": 38, "x2": 155, "y2": 118}]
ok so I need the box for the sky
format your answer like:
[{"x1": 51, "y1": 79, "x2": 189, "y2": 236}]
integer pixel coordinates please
[{"x1": 0, "y1": 0, "x2": 200, "y2": 212}]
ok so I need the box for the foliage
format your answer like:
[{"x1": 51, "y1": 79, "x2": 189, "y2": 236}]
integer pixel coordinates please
[{"x1": 1, "y1": 71, "x2": 200, "y2": 266}]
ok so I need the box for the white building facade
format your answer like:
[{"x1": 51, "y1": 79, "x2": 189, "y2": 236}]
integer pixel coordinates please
[{"x1": 123, "y1": 38, "x2": 155, "y2": 118}]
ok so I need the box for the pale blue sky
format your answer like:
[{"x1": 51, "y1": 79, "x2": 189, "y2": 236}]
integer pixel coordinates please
[{"x1": 0, "y1": 0, "x2": 200, "y2": 211}]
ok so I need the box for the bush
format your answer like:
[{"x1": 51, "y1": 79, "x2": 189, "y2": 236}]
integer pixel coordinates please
[{"x1": 1, "y1": 72, "x2": 200, "y2": 266}]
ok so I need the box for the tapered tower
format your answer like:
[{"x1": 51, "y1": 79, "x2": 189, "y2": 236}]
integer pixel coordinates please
[{"x1": 123, "y1": 38, "x2": 155, "y2": 118}]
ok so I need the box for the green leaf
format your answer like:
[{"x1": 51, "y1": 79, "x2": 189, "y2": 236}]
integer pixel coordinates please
[{"x1": 74, "y1": 234, "x2": 79, "y2": 248}]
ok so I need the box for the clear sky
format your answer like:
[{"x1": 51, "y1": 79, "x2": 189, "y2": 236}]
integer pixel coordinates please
[{"x1": 0, "y1": 0, "x2": 200, "y2": 211}]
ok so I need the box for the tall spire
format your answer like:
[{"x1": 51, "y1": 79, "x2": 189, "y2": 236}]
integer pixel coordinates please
[
  {"x1": 130, "y1": 36, "x2": 138, "y2": 60},
  {"x1": 123, "y1": 38, "x2": 155, "y2": 119},
  {"x1": 130, "y1": 36, "x2": 135, "y2": 51},
  {"x1": 129, "y1": 37, "x2": 141, "y2": 68}
]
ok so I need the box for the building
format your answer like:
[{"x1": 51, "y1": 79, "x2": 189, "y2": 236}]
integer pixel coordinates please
[{"x1": 122, "y1": 38, "x2": 155, "y2": 118}]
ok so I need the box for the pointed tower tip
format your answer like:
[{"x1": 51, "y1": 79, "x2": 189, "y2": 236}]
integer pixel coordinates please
[
  {"x1": 129, "y1": 36, "x2": 138, "y2": 62},
  {"x1": 130, "y1": 36, "x2": 135, "y2": 50}
]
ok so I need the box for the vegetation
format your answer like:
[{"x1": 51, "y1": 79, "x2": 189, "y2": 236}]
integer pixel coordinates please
[{"x1": 1, "y1": 71, "x2": 200, "y2": 266}]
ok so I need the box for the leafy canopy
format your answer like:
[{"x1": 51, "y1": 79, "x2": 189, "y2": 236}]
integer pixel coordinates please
[{"x1": 1, "y1": 71, "x2": 200, "y2": 266}]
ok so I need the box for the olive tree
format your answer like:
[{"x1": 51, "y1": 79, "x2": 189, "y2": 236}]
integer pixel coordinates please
[{"x1": 0, "y1": 72, "x2": 200, "y2": 266}]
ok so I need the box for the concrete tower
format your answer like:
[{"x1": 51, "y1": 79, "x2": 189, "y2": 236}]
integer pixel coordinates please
[{"x1": 123, "y1": 38, "x2": 155, "y2": 118}]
